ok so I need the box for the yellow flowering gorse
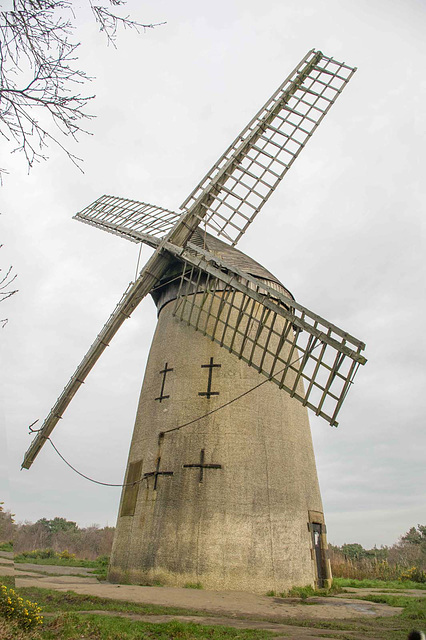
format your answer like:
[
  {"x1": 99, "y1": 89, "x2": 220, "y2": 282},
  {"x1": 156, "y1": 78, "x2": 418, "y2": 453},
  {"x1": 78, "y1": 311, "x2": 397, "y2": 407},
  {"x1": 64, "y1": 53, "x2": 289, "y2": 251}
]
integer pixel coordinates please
[
  {"x1": 400, "y1": 566, "x2": 426, "y2": 583},
  {"x1": 0, "y1": 584, "x2": 43, "y2": 630}
]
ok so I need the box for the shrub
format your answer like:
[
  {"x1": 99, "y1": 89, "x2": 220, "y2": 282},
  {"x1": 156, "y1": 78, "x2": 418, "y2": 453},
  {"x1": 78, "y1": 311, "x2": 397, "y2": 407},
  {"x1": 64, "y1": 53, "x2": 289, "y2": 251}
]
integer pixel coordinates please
[
  {"x1": 0, "y1": 584, "x2": 43, "y2": 631},
  {"x1": 400, "y1": 567, "x2": 426, "y2": 583},
  {"x1": 0, "y1": 617, "x2": 31, "y2": 640},
  {"x1": 96, "y1": 554, "x2": 110, "y2": 567},
  {"x1": 330, "y1": 548, "x2": 402, "y2": 581},
  {"x1": 17, "y1": 548, "x2": 57, "y2": 561},
  {"x1": 58, "y1": 549, "x2": 76, "y2": 560},
  {"x1": 285, "y1": 585, "x2": 316, "y2": 599}
]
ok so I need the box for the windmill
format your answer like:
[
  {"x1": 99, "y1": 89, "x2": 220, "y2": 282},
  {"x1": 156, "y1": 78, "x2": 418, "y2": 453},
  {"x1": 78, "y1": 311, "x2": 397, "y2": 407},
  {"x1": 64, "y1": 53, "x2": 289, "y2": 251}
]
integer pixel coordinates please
[{"x1": 22, "y1": 49, "x2": 367, "y2": 593}]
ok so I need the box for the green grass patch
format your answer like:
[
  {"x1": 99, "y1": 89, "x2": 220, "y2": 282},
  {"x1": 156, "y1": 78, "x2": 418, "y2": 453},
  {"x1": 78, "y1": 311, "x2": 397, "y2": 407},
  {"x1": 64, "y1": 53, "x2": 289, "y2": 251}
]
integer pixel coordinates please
[
  {"x1": 0, "y1": 575, "x2": 15, "y2": 589},
  {"x1": 0, "y1": 617, "x2": 29, "y2": 640},
  {"x1": 14, "y1": 552, "x2": 110, "y2": 581},
  {"x1": 355, "y1": 593, "x2": 426, "y2": 618},
  {"x1": 15, "y1": 585, "x2": 211, "y2": 617},
  {"x1": 17, "y1": 567, "x2": 98, "y2": 579},
  {"x1": 284, "y1": 585, "x2": 316, "y2": 599},
  {"x1": 333, "y1": 577, "x2": 426, "y2": 590},
  {"x1": 14, "y1": 554, "x2": 99, "y2": 568},
  {"x1": 93, "y1": 569, "x2": 108, "y2": 581},
  {"x1": 9, "y1": 581, "x2": 425, "y2": 640},
  {"x1": 262, "y1": 584, "x2": 426, "y2": 638},
  {"x1": 270, "y1": 583, "x2": 343, "y2": 599},
  {"x1": 184, "y1": 582, "x2": 203, "y2": 589},
  {"x1": 10, "y1": 577, "x2": 426, "y2": 640},
  {"x1": 43, "y1": 612, "x2": 280, "y2": 639},
  {"x1": 0, "y1": 542, "x2": 13, "y2": 552}
]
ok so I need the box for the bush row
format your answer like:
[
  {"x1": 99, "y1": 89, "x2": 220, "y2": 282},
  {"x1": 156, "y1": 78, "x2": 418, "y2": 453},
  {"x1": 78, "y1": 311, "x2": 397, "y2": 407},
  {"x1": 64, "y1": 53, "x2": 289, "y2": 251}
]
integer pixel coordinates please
[
  {"x1": 330, "y1": 556, "x2": 426, "y2": 583},
  {"x1": 15, "y1": 548, "x2": 110, "y2": 567}
]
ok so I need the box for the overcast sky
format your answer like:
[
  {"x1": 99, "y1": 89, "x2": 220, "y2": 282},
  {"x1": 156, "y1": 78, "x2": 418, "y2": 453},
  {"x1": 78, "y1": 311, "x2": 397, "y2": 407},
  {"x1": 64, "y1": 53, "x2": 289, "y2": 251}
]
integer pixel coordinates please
[{"x1": 1, "y1": 0, "x2": 425, "y2": 549}]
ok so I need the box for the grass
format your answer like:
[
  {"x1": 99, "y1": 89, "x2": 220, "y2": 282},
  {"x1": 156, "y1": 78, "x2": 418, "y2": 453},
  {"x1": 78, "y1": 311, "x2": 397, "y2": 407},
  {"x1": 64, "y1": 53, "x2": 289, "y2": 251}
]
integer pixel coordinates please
[
  {"x1": 262, "y1": 579, "x2": 426, "y2": 639},
  {"x1": 14, "y1": 554, "x2": 100, "y2": 568},
  {"x1": 286, "y1": 584, "x2": 343, "y2": 598},
  {"x1": 15, "y1": 585, "x2": 211, "y2": 616},
  {"x1": 14, "y1": 552, "x2": 109, "y2": 580},
  {"x1": 0, "y1": 613, "x2": 281, "y2": 640},
  {"x1": 184, "y1": 582, "x2": 203, "y2": 589},
  {"x1": 0, "y1": 575, "x2": 15, "y2": 589},
  {"x1": 354, "y1": 593, "x2": 426, "y2": 620},
  {"x1": 56, "y1": 614, "x2": 279, "y2": 639},
  {"x1": 333, "y1": 577, "x2": 426, "y2": 590},
  {"x1": 2, "y1": 576, "x2": 425, "y2": 640},
  {"x1": 2, "y1": 582, "x2": 282, "y2": 639},
  {"x1": 0, "y1": 542, "x2": 13, "y2": 553},
  {"x1": 266, "y1": 583, "x2": 343, "y2": 599},
  {"x1": 0, "y1": 617, "x2": 29, "y2": 640}
]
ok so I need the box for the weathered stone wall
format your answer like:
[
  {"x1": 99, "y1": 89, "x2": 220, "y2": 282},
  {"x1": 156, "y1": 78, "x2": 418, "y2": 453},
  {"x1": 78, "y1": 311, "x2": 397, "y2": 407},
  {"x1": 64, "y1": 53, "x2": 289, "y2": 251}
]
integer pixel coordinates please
[{"x1": 109, "y1": 291, "x2": 330, "y2": 593}]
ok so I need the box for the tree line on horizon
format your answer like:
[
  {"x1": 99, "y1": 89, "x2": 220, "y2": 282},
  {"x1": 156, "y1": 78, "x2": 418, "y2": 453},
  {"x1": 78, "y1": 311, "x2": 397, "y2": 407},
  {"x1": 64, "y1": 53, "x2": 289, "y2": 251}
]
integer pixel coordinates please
[
  {"x1": 329, "y1": 526, "x2": 426, "y2": 581},
  {"x1": 1, "y1": 504, "x2": 425, "y2": 579},
  {"x1": 0, "y1": 505, "x2": 113, "y2": 560}
]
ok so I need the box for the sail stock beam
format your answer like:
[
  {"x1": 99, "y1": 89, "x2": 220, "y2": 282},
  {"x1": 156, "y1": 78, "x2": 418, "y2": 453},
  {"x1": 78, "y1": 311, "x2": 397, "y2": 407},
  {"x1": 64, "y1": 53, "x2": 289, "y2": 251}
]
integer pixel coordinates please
[
  {"x1": 22, "y1": 49, "x2": 363, "y2": 471},
  {"x1": 180, "y1": 50, "x2": 356, "y2": 246},
  {"x1": 75, "y1": 51, "x2": 356, "y2": 250},
  {"x1": 21, "y1": 250, "x2": 173, "y2": 470},
  {"x1": 166, "y1": 242, "x2": 366, "y2": 426}
]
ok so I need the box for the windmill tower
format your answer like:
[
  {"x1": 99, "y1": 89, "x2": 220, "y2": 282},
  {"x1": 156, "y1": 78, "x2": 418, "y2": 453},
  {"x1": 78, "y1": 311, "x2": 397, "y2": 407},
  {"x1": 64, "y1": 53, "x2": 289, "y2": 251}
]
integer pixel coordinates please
[{"x1": 22, "y1": 50, "x2": 367, "y2": 593}]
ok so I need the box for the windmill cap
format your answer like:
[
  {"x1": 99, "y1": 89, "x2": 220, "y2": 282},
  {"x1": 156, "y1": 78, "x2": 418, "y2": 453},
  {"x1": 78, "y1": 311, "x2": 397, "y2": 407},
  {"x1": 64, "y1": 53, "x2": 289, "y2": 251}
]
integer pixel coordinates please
[{"x1": 152, "y1": 230, "x2": 294, "y2": 314}]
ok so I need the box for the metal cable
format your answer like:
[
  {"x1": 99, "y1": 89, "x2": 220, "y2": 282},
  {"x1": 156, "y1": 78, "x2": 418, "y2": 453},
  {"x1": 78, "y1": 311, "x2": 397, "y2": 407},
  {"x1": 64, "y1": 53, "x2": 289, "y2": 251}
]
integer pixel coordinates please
[
  {"x1": 47, "y1": 438, "x2": 147, "y2": 488},
  {"x1": 43, "y1": 344, "x2": 322, "y2": 487}
]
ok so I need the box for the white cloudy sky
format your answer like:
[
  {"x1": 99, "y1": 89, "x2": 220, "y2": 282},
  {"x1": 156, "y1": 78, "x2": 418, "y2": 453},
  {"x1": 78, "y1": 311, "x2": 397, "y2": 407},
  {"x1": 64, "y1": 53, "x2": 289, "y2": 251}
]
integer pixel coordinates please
[{"x1": 1, "y1": 0, "x2": 425, "y2": 548}]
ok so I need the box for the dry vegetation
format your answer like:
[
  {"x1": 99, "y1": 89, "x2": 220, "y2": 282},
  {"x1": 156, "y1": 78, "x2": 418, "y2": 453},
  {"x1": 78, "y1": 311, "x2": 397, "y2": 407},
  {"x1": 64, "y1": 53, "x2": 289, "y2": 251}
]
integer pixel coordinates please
[
  {"x1": 13, "y1": 518, "x2": 114, "y2": 560},
  {"x1": 0, "y1": 505, "x2": 113, "y2": 560},
  {"x1": 330, "y1": 526, "x2": 426, "y2": 582},
  {"x1": 2, "y1": 502, "x2": 425, "y2": 584}
]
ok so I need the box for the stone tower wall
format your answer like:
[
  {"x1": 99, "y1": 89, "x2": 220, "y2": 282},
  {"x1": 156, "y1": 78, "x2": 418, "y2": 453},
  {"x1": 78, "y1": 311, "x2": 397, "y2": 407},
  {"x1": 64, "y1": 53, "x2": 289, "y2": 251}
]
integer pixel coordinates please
[{"x1": 109, "y1": 292, "x2": 330, "y2": 592}]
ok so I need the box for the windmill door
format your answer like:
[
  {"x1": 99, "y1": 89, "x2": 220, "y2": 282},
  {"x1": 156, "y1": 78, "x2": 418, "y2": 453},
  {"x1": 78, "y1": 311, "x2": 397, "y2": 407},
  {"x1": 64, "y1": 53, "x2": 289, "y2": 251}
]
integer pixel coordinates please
[{"x1": 312, "y1": 523, "x2": 326, "y2": 587}]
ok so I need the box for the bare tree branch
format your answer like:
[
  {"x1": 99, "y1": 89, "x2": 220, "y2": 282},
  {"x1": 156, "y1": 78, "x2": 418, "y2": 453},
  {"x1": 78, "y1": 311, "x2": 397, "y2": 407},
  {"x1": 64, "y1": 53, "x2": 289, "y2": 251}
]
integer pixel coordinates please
[
  {"x1": 0, "y1": 241, "x2": 18, "y2": 328},
  {"x1": 0, "y1": 1, "x2": 165, "y2": 177},
  {"x1": 89, "y1": 1, "x2": 165, "y2": 47}
]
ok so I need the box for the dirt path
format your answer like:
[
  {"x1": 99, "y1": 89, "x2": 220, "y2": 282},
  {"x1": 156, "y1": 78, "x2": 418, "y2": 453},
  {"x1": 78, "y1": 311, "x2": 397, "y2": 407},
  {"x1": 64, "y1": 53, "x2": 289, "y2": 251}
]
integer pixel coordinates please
[
  {"x1": 0, "y1": 552, "x2": 14, "y2": 577},
  {"x1": 44, "y1": 609, "x2": 362, "y2": 639},
  {"x1": 15, "y1": 564, "x2": 400, "y2": 622},
  {"x1": 10, "y1": 560, "x2": 412, "y2": 639},
  {"x1": 14, "y1": 562, "x2": 96, "y2": 576}
]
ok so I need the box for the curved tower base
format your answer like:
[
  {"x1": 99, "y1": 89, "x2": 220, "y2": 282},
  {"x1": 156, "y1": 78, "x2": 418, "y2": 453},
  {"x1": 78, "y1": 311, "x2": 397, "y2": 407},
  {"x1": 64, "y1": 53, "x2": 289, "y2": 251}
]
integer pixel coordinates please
[{"x1": 109, "y1": 295, "x2": 331, "y2": 593}]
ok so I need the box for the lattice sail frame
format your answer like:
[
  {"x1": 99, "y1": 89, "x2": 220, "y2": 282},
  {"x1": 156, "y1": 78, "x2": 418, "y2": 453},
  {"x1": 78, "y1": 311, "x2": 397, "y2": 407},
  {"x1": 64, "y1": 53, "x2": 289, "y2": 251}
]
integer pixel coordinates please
[
  {"x1": 74, "y1": 195, "x2": 178, "y2": 247},
  {"x1": 22, "y1": 49, "x2": 363, "y2": 471},
  {"x1": 166, "y1": 242, "x2": 366, "y2": 426},
  {"x1": 181, "y1": 50, "x2": 356, "y2": 245},
  {"x1": 73, "y1": 50, "x2": 356, "y2": 249}
]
